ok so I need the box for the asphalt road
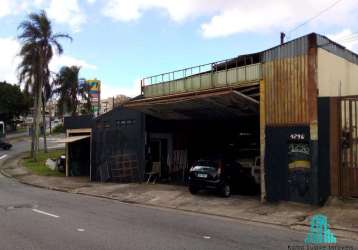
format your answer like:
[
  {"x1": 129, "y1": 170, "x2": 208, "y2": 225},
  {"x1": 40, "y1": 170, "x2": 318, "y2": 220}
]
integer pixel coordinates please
[{"x1": 0, "y1": 137, "x2": 357, "y2": 250}]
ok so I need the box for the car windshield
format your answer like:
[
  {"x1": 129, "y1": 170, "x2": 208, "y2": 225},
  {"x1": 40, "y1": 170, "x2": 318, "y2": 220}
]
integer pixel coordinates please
[{"x1": 192, "y1": 160, "x2": 218, "y2": 171}]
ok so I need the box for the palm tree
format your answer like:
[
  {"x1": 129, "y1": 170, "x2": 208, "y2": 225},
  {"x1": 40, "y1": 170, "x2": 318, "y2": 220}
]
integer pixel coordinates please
[
  {"x1": 18, "y1": 45, "x2": 40, "y2": 157},
  {"x1": 54, "y1": 66, "x2": 92, "y2": 116},
  {"x1": 17, "y1": 10, "x2": 72, "y2": 160},
  {"x1": 80, "y1": 84, "x2": 93, "y2": 115},
  {"x1": 42, "y1": 78, "x2": 53, "y2": 153}
]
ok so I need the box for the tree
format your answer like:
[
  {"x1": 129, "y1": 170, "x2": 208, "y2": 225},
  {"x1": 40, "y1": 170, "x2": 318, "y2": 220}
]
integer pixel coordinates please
[
  {"x1": 79, "y1": 84, "x2": 93, "y2": 115},
  {"x1": 54, "y1": 66, "x2": 92, "y2": 116},
  {"x1": 42, "y1": 78, "x2": 53, "y2": 152},
  {"x1": 0, "y1": 81, "x2": 31, "y2": 125},
  {"x1": 17, "y1": 10, "x2": 71, "y2": 160}
]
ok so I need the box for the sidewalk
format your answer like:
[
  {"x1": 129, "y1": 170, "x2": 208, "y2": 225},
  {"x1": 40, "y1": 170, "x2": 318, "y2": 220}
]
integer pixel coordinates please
[
  {"x1": 6, "y1": 131, "x2": 65, "y2": 144},
  {"x1": 6, "y1": 131, "x2": 29, "y2": 143},
  {"x1": 2, "y1": 155, "x2": 358, "y2": 241}
]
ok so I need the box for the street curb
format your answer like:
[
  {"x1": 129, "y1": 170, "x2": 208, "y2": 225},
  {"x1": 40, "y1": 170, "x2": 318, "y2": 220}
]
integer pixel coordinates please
[
  {"x1": 4, "y1": 167, "x2": 294, "y2": 229},
  {"x1": 72, "y1": 190, "x2": 292, "y2": 226},
  {"x1": 0, "y1": 168, "x2": 12, "y2": 179},
  {"x1": 7, "y1": 134, "x2": 29, "y2": 144},
  {"x1": 0, "y1": 151, "x2": 29, "y2": 178},
  {"x1": 23, "y1": 183, "x2": 358, "y2": 242},
  {"x1": 1, "y1": 162, "x2": 296, "y2": 229},
  {"x1": 65, "y1": 191, "x2": 358, "y2": 241},
  {"x1": 2, "y1": 157, "x2": 297, "y2": 229},
  {"x1": 3, "y1": 154, "x2": 358, "y2": 242}
]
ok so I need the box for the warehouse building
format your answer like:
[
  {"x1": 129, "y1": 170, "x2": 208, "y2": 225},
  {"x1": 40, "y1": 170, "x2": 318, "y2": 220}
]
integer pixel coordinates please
[{"x1": 68, "y1": 33, "x2": 358, "y2": 206}]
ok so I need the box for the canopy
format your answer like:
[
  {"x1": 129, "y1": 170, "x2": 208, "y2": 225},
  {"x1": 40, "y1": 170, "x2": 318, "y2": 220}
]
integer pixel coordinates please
[
  {"x1": 125, "y1": 86, "x2": 259, "y2": 120},
  {"x1": 58, "y1": 135, "x2": 90, "y2": 144}
]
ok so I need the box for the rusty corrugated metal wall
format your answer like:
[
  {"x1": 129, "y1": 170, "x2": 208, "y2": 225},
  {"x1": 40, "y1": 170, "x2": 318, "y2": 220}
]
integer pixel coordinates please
[
  {"x1": 262, "y1": 34, "x2": 317, "y2": 126},
  {"x1": 262, "y1": 55, "x2": 309, "y2": 125}
]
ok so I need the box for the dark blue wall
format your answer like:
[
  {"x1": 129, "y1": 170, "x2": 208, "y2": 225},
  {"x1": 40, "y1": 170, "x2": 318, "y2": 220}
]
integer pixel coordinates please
[
  {"x1": 265, "y1": 126, "x2": 313, "y2": 204},
  {"x1": 91, "y1": 107, "x2": 145, "y2": 182},
  {"x1": 317, "y1": 97, "x2": 331, "y2": 204},
  {"x1": 64, "y1": 115, "x2": 94, "y2": 130}
]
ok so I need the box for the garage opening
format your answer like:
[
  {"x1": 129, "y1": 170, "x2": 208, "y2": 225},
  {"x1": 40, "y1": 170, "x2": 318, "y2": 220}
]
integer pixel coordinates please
[
  {"x1": 128, "y1": 85, "x2": 261, "y2": 196},
  {"x1": 61, "y1": 129, "x2": 92, "y2": 178}
]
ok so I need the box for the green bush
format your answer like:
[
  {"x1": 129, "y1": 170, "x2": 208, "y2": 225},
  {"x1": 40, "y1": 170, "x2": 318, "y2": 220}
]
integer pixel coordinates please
[{"x1": 52, "y1": 124, "x2": 65, "y2": 134}]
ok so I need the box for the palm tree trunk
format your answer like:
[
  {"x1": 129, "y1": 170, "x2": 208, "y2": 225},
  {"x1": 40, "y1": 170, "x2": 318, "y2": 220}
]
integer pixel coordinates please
[
  {"x1": 32, "y1": 95, "x2": 38, "y2": 160},
  {"x1": 33, "y1": 83, "x2": 42, "y2": 161},
  {"x1": 30, "y1": 105, "x2": 35, "y2": 158},
  {"x1": 42, "y1": 93, "x2": 48, "y2": 153}
]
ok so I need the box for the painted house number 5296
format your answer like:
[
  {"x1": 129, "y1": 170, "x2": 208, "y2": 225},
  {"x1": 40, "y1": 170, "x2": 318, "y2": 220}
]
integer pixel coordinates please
[{"x1": 289, "y1": 134, "x2": 305, "y2": 140}]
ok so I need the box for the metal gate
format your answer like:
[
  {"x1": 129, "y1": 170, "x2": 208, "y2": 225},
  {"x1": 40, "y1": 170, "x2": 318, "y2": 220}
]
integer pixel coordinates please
[{"x1": 340, "y1": 96, "x2": 358, "y2": 197}]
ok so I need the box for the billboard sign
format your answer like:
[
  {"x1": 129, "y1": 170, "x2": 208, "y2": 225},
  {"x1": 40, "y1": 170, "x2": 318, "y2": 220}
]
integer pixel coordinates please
[{"x1": 85, "y1": 79, "x2": 101, "y2": 115}]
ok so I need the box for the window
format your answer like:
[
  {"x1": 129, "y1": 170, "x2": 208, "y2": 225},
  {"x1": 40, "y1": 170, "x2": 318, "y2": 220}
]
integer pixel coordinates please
[
  {"x1": 126, "y1": 119, "x2": 136, "y2": 126},
  {"x1": 103, "y1": 121, "x2": 110, "y2": 128},
  {"x1": 116, "y1": 119, "x2": 136, "y2": 128}
]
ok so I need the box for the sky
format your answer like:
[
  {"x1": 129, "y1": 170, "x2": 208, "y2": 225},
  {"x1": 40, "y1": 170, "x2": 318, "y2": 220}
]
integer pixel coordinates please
[{"x1": 1, "y1": 0, "x2": 358, "y2": 98}]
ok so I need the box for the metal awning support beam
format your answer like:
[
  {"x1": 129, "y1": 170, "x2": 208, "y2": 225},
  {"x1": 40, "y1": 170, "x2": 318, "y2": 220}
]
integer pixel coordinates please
[
  {"x1": 126, "y1": 88, "x2": 260, "y2": 120},
  {"x1": 233, "y1": 90, "x2": 259, "y2": 105},
  {"x1": 203, "y1": 98, "x2": 243, "y2": 118}
]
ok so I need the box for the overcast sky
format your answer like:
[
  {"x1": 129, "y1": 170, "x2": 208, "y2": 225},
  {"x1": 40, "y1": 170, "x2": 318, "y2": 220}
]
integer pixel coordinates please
[{"x1": 1, "y1": 0, "x2": 358, "y2": 98}]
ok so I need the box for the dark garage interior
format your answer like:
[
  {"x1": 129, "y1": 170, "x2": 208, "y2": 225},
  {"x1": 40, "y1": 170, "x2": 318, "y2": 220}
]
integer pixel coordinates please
[
  {"x1": 136, "y1": 87, "x2": 262, "y2": 195},
  {"x1": 67, "y1": 137, "x2": 91, "y2": 176},
  {"x1": 145, "y1": 115, "x2": 261, "y2": 195}
]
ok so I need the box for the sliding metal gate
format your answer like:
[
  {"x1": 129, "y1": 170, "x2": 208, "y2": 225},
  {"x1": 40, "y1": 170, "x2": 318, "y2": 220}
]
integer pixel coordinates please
[{"x1": 340, "y1": 96, "x2": 358, "y2": 197}]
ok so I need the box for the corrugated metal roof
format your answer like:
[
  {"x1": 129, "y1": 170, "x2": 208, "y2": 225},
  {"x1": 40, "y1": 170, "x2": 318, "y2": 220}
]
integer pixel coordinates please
[
  {"x1": 261, "y1": 35, "x2": 309, "y2": 62},
  {"x1": 316, "y1": 34, "x2": 358, "y2": 65},
  {"x1": 262, "y1": 32, "x2": 358, "y2": 65}
]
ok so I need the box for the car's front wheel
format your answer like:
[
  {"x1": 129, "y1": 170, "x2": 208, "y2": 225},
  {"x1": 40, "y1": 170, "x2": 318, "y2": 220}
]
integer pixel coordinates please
[
  {"x1": 189, "y1": 186, "x2": 198, "y2": 195},
  {"x1": 221, "y1": 183, "x2": 231, "y2": 197}
]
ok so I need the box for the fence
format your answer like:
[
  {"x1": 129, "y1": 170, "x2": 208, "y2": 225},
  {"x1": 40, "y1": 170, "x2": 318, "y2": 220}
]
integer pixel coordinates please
[{"x1": 141, "y1": 59, "x2": 262, "y2": 98}]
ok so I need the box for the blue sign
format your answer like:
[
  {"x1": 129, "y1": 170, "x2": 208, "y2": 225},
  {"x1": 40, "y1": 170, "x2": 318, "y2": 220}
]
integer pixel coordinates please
[
  {"x1": 78, "y1": 78, "x2": 86, "y2": 87},
  {"x1": 305, "y1": 214, "x2": 336, "y2": 244}
]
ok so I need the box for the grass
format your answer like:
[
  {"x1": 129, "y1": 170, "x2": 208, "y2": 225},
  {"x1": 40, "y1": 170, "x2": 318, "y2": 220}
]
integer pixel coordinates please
[
  {"x1": 22, "y1": 149, "x2": 65, "y2": 177},
  {"x1": 15, "y1": 127, "x2": 28, "y2": 133},
  {"x1": 52, "y1": 124, "x2": 64, "y2": 134}
]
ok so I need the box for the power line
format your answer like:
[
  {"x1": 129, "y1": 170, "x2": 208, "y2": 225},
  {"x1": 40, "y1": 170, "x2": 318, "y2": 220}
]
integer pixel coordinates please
[
  {"x1": 287, "y1": 0, "x2": 345, "y2": 39},
  {"x1": 324, "y1": 32, "x2": 358, "y2": 45},
  {"x1": 336, "y1": 33, "x2": 358, "y2": 43},
  {"x1": 317, "y1": 32, "x2": 358, "y2": 49},
  {"x1": 339, "y1": 37, "x2": 358, "y2": 43}
]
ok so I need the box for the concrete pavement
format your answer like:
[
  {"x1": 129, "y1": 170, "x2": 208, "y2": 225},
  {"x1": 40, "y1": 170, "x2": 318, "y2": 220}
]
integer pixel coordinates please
[
  {"x1": 6, "y1": 130, "x2": 28, "y2": 140},
  {"x1": 1, "y1": 141, "x2": 315, "y2": 229},
  {"x1": 0, "y1": 172, "x2": 326, "y2": 250},
  {"x1": 5, "y1": 158, "x2": 358, "y2": 242},
  {"x1": 0, "y1": 133, "x2": 64, "y2": 170}
]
